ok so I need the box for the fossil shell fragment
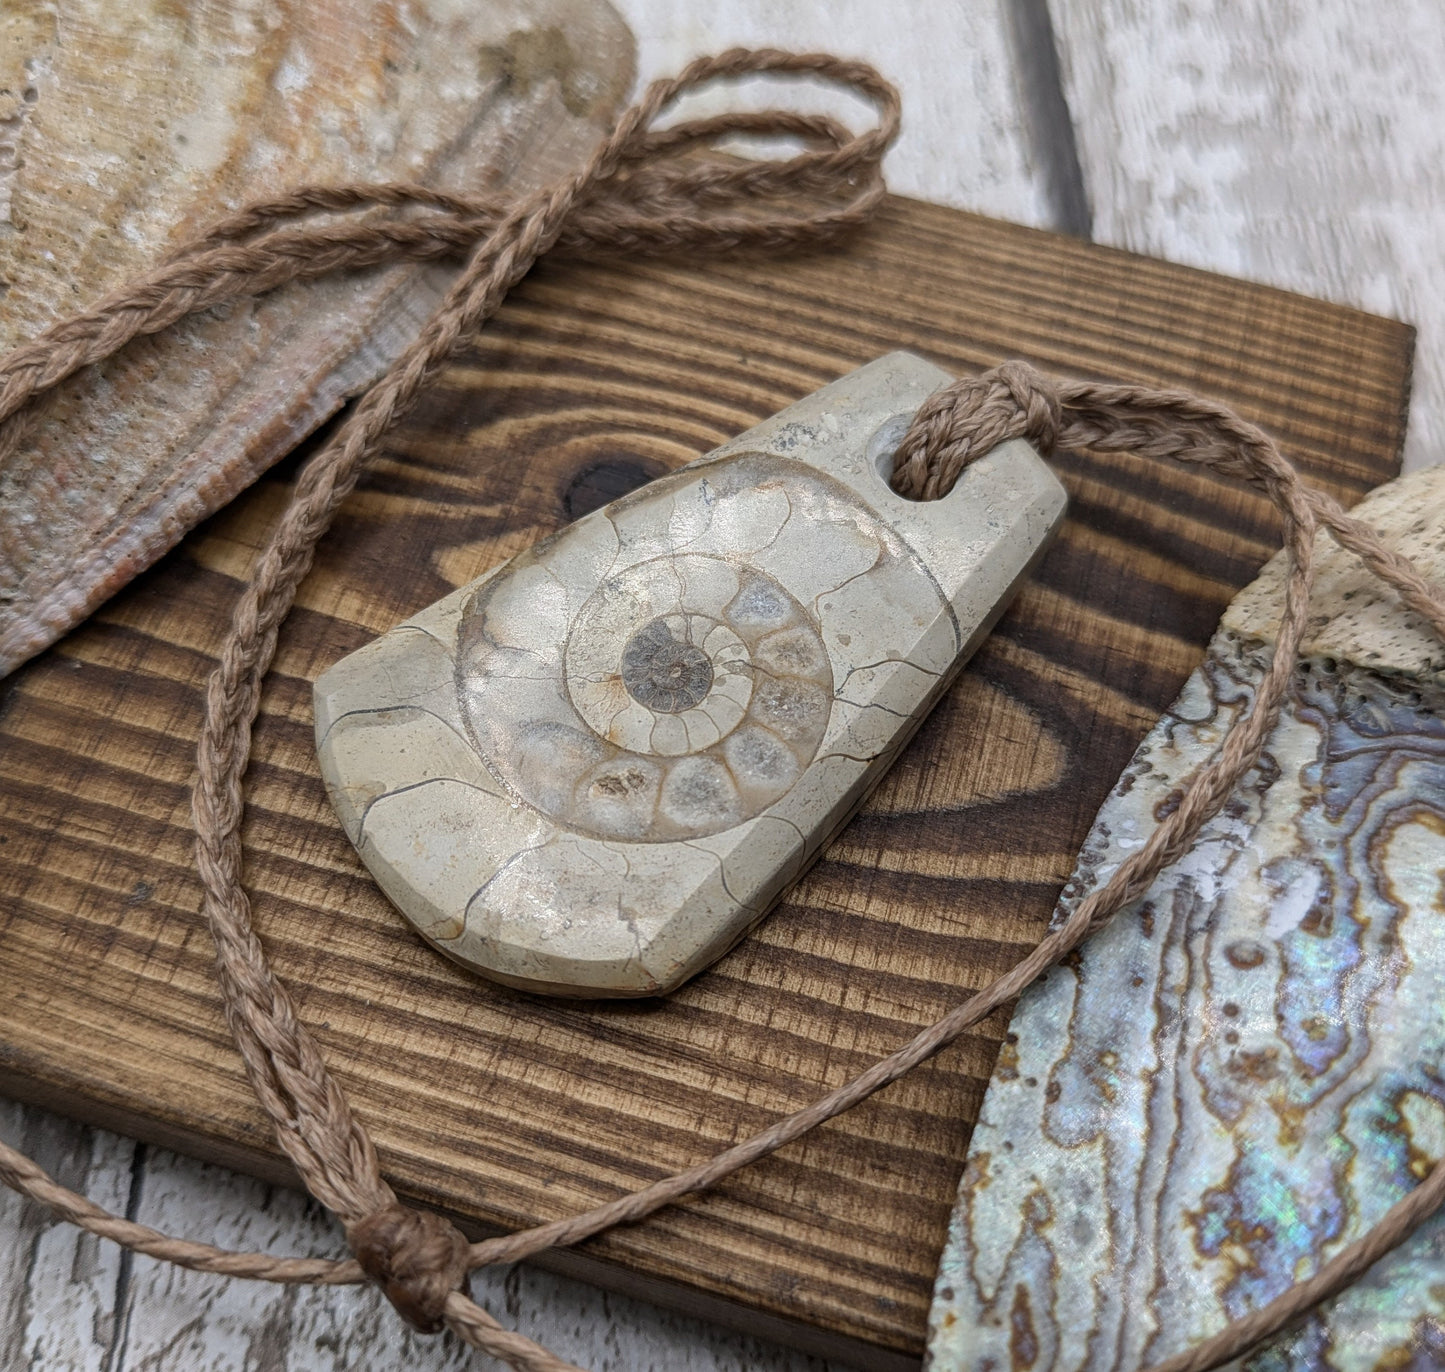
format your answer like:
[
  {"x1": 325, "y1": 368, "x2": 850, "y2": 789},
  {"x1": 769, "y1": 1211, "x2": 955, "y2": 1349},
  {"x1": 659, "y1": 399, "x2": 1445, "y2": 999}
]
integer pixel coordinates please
[
  {"x1": 928, "y1": 465, "x2": 1445, "y2": 1370},
  {"x1": 314, "y1": 352, "x2": 1068, "y2": 997},
  {"x1": 0, "y1": 0, "x2": 633, "y2": 677}
]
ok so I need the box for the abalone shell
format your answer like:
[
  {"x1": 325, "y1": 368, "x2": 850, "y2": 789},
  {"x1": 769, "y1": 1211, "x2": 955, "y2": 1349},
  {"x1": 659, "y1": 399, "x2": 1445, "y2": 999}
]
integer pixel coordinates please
[
  {"x1": 929, "y1": 465, "x2": 1445, "y2": 1370},
  {"x1": 0, "y1": 0, "x2": 633, "y2": 676}
]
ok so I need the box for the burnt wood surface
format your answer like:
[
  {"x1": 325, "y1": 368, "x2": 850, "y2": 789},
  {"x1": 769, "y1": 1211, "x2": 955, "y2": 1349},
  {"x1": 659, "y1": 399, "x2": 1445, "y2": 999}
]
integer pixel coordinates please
[{"x1": 0, "y1": 195, "x2": 1412, "y2": 1363}]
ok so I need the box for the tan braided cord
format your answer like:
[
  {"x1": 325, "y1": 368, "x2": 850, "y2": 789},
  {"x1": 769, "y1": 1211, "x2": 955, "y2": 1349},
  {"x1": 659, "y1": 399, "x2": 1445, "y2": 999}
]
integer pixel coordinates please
[{"x1": 0, "y1": 48, "x2": 1443, "y2": 1372}]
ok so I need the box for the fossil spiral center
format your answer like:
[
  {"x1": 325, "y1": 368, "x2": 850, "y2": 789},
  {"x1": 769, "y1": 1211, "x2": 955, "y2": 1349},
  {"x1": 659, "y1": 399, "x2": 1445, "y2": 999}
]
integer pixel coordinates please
[{"x1": 620, "y1": 618, "x2": 714, "y2": 713}]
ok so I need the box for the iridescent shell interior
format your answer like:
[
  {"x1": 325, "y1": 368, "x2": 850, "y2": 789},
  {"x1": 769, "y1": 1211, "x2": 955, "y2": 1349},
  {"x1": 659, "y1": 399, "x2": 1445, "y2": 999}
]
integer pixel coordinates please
[{"x1": 930, "y1": 464, "x2": 1445, "y2": 1371}]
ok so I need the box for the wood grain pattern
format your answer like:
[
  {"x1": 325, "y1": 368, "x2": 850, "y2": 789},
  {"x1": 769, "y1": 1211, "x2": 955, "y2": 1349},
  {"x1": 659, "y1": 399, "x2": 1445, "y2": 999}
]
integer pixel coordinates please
[{"x1": 0, "y1": 195, "x2": 1411, "y2": 1365}]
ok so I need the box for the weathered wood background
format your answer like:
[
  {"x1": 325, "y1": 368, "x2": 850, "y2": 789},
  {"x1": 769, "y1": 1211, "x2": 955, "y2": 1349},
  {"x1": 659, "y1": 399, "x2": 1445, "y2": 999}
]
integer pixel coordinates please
[{"x1": 2, "y1": 1, "x2": 1440, "y2": 1368}]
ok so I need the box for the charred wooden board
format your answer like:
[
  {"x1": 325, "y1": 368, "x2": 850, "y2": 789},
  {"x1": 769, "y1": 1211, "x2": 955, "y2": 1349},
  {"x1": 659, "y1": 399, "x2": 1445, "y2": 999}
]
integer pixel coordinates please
[{"x1": 0, "y1": 196, "x2": 1411, "y2": 1365}]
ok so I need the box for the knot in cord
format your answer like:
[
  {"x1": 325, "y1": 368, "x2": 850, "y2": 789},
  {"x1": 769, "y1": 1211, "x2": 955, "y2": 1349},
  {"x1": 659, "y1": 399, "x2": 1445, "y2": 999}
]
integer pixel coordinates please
[
  {"x1": 892, "y1": 359, "x2": 1061, "y2": 499},
  {"x1": 5, "y1": 44, "x2": 1445, "y2": 1372},
  {"x1": 347, "y1": 1204, "x2": 470, "y2": 1334}
]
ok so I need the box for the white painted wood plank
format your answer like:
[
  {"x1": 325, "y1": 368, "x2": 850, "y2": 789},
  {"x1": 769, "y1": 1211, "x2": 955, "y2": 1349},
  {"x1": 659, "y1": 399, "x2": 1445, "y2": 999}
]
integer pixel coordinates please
[
  {"x1": 1049, "y1": 0, "x2": 1445, "y2": 472},
  {"x1": 0, "y1": 1101, "x2": 132, "y2": 1372},
  {"x1": 611, "y1": 0, "x2": 1056, "y2": 230},
  {"x1": 0, "y1": 1113, "x2": 840, "y2": 1371},
  {"x1": 116, "y1": 1143, "x2": 839, "y2": 1371}
]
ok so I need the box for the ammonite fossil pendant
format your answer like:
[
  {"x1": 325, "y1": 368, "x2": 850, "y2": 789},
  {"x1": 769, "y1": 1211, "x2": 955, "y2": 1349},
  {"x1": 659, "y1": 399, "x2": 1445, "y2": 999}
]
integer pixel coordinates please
[{"x1": 314, "y1": 353, "x2": 1067, "y2": 996}]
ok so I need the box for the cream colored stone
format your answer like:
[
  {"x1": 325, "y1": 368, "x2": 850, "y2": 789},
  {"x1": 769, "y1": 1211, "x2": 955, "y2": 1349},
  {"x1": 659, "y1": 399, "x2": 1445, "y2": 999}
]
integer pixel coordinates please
[
  {"x1": 315, "y1": 353, "x2": 1068, "y2": 996},
  {"x1": 1224, "y1": 463, "x2": 1445, "y2": 681}
]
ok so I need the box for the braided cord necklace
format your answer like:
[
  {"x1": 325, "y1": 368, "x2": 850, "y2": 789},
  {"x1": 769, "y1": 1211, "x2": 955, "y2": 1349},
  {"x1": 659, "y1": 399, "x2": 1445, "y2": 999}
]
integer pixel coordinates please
[{"x1": 0, "y1": 50, "x2": 1442, "y2": 1372}]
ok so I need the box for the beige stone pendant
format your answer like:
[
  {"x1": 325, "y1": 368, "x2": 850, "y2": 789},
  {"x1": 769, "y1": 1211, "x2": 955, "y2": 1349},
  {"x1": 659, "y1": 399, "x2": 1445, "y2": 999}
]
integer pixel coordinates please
[{"x1": 314, "y1": 353, "x2": 1067, "y2": 996}]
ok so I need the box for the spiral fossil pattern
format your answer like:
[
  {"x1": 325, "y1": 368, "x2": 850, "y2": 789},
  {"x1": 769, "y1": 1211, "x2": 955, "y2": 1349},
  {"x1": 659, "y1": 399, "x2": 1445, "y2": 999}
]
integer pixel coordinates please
[
  {"x1": 313, "y1": 355, "x2": 1068, "y2": 994},
  {"x1": 458, "y1": 550, "x2": 835, "y2": 841}
]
